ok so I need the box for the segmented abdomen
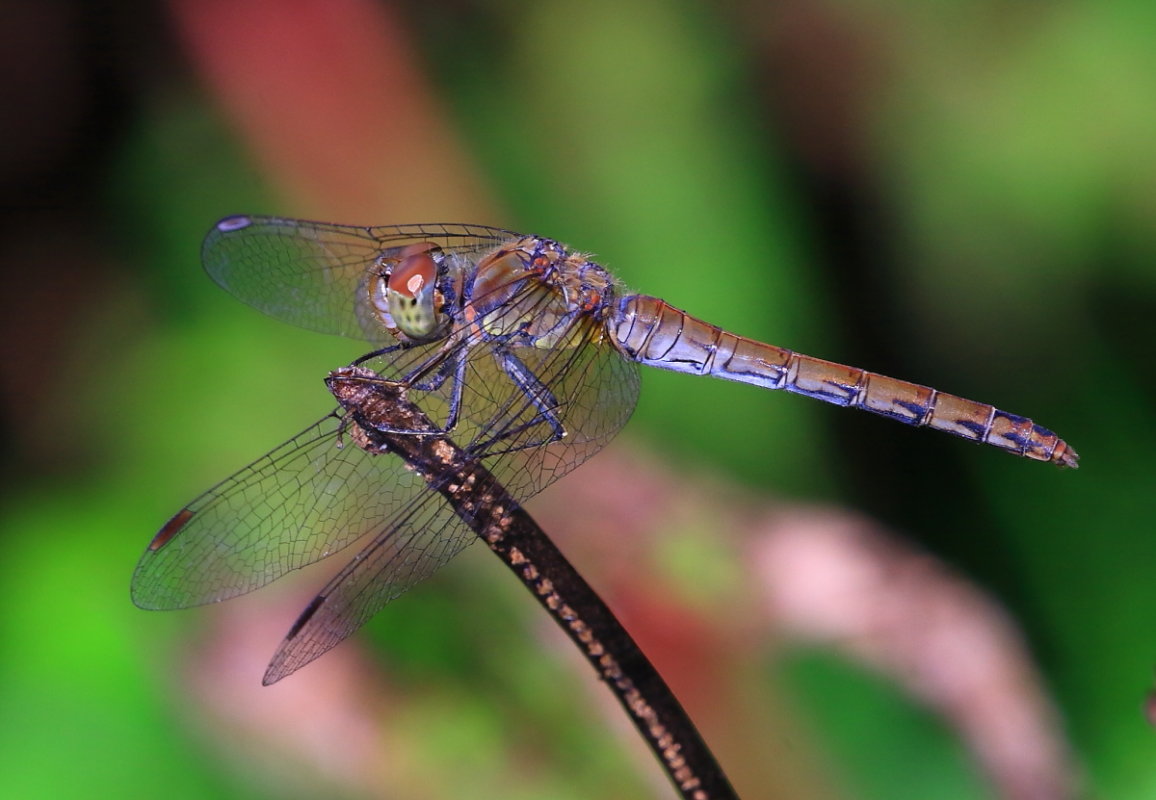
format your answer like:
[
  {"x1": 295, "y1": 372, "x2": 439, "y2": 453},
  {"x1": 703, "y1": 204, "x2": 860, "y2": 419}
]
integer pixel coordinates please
[{"x1": 610, "y1": 295, "x2": 1078, "y2": 467}]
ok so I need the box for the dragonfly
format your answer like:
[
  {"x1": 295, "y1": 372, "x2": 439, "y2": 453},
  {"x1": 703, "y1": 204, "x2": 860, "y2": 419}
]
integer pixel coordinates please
[{"x1": 133, "y1": 216, "x2": 1078, "y2": 684}]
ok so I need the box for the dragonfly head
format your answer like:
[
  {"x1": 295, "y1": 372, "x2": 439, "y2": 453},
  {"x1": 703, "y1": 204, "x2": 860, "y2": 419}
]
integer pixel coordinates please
[{"x1": 370, "y1": 243, "x2": 448, "y2": 341}]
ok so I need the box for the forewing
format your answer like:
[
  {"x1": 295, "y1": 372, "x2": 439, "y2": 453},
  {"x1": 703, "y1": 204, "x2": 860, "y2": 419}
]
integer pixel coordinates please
[
  {"x1": 131, "y1": 413, "x2": 431, "y2": 609},
  {"x1": 202, "y1": 216, "x2": 513, "y2": 341}
]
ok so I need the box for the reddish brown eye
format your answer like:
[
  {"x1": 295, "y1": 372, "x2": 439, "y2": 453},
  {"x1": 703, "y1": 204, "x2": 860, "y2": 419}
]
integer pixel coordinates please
[{"x1": 388, "y1": 250, "x2": 438, "y2": 299}]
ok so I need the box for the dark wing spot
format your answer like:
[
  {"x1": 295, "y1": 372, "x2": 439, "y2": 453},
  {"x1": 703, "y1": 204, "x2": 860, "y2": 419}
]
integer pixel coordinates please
[
  {"x1": 148, "y1": 508, "x2": 195, "y2": 552},
  {"x1": 286, "y1": 594, "x2": 326, "y2": 640}
]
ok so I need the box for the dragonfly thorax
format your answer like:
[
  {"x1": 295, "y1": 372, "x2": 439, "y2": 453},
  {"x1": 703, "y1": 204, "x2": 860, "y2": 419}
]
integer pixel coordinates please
[{"x1": 470, "y1": 236, "x2": 617, "y2": 349}]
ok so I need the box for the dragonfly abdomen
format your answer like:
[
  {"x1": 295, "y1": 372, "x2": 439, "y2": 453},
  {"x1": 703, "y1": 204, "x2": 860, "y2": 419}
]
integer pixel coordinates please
[{"x1": 611, "y1": 295, "x2": 1078, "y2": 467}]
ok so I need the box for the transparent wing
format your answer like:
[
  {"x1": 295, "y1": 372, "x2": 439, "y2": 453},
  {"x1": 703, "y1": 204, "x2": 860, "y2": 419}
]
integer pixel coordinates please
[
  {"x1": 260, "y1": 291, "x2": 641, "y2": 682},
  {"x1": 263, "y1": 483, "x2": 471, "y2": 684},
  {"x1": 151, "y1": 224, "x2": 643, "y2": 680},
  {"x1": 202, "y1": 215, "x2": 515, "y2": 342},
  {"x1": 131, "y1": 412, "x2": 434, "y2": 610}
]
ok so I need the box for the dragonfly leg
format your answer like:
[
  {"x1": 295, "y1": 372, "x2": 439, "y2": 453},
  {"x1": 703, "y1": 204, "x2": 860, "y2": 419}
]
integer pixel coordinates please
[
  {"x1": 354, "y1": 341, "x2": 456, "y2": 395},
  {"x1": 352, "y1": 342, "x2": 408, "y2": 366},
  {"x1": 384, "y1": 335, "x2": 471, "y2": 396},
  {"x1": 352, "y1": 341, "x2": 450, "y2": 391},
  {"x1": 436, "y1": 346, "x2": 467, "y2": 433},
  {"x1": 472, "y1": 349, "x2": 567, "y2": 455},
  {"x1": 502, "y1": 349, "x2": 567, "y2": 441},
  {"x1": 333, "y1": 349, "x2": 466, "y2": 436}
]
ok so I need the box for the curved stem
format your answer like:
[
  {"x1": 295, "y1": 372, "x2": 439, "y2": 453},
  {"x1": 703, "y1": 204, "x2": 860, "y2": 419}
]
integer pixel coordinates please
[{"x1": 339, "y1": 375, "x2": 738, "y2": 800}]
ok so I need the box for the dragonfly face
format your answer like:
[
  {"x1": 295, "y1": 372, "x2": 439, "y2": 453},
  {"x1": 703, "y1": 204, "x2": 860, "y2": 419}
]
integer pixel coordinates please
[{"x1": 368, "y1": 242, "x2": 450, "y2": 341}]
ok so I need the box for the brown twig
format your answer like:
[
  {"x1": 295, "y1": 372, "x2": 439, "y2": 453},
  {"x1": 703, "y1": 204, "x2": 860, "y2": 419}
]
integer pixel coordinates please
[{"x1": 328, "y1": 366, "x2": 739, "y2": 800}]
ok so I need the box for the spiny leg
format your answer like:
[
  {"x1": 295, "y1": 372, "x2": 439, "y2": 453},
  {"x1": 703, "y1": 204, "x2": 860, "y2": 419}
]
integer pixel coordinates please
[
  {"x1": 472, "y1": 347, "x2": 568, "y2": 455},
  {"x1": 337, "y1": 348, "x2": 468, "y2": 436}
]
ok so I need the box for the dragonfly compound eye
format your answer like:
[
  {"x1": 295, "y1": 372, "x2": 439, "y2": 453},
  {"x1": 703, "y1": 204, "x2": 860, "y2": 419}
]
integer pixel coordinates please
[{"x1": 386, "y1": 247, "x2": 442, "y2": 339}]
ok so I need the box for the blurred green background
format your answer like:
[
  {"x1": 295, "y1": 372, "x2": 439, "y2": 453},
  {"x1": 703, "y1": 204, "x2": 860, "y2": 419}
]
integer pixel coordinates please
[{"x1": 2, "y1": 1, "x2": 1154, "y2": 798}]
